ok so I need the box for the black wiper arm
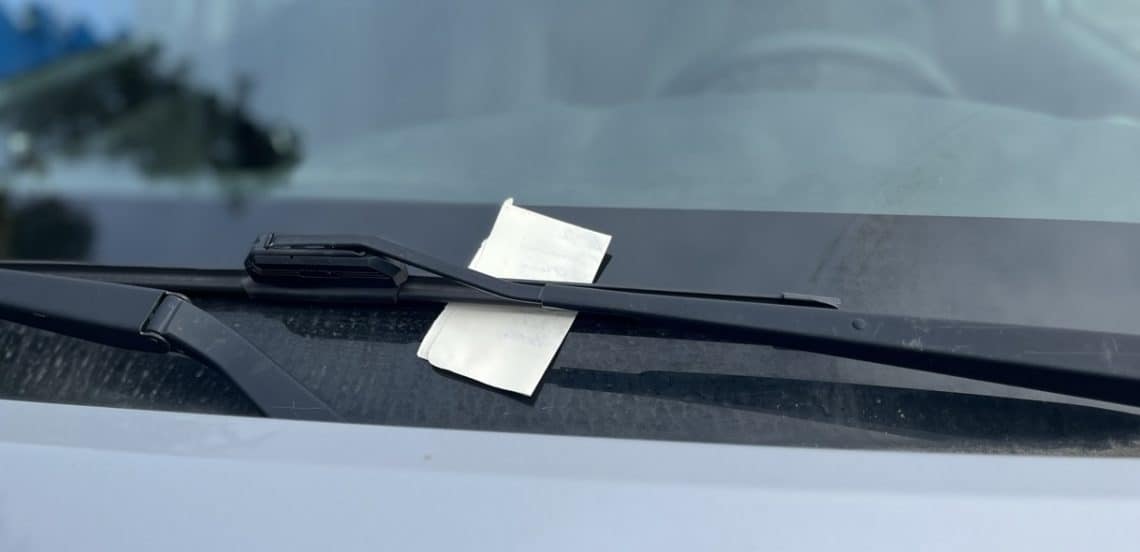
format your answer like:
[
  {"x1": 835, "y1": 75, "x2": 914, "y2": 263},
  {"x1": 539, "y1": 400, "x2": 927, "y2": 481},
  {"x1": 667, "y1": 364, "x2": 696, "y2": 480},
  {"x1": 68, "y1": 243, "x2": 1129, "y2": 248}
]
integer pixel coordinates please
[
  {"x1": 0, "y1": 268, "x2": 340, "y2": 421},
  {"x1": 251, "y1": 233, "x2": 1140, "y2": 409}
]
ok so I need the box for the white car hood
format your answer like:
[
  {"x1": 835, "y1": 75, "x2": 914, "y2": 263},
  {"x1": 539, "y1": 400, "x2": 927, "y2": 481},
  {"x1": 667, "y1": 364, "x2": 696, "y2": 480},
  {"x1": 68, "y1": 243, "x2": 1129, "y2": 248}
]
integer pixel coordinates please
[{"x1": 0, "y1": 398, "x2": 1137, "y2": 550}]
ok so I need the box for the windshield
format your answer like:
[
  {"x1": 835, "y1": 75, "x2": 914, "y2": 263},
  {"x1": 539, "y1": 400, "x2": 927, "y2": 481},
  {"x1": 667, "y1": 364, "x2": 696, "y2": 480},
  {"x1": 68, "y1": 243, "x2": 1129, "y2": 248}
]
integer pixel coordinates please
[
  {"x1": 3, "y1": 0, "x2": 1140, "y2": 221},
  {"x1": 7, "y1": 1, "x2": 1140, "y2": 456}
]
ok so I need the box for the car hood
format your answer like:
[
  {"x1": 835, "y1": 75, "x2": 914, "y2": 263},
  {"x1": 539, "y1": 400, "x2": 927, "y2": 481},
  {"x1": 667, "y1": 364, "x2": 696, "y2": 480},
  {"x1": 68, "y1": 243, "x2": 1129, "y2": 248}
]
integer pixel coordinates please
[{"x1": 1, "y1": 397, "x2": 1139, "y2": 550}]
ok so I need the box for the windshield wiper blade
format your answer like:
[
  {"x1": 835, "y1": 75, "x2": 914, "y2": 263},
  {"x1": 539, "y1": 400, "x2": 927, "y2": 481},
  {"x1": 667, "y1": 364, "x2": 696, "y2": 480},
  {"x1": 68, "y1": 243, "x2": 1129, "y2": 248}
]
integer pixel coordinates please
[
  {"x1": 250, "y1": 233, "x2": 1140, "y2": 409},
  {"x1": 0, "y1": 268, "x2": 340, "y2": 421},
  {"x1": 0, "y1": 263, "x2": 843, "y2": 309}
]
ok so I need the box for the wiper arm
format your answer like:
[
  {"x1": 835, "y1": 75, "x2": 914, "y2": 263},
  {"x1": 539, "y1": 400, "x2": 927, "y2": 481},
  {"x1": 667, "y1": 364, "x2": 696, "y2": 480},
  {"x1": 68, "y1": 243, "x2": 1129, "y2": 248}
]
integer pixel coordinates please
[
  {"x1": 0, "y1": 268, "x2": 340, "y2": 421},
  {"x1": 250, "y1": 233, "x2": 1140, "y2": 409}
]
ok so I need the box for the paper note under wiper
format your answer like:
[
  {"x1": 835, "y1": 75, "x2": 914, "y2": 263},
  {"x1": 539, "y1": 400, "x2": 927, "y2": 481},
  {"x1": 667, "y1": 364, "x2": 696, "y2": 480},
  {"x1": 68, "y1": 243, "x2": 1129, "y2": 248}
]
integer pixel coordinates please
[{"x1": 416, "y1": 199, "x2": 611, "y2": 395}]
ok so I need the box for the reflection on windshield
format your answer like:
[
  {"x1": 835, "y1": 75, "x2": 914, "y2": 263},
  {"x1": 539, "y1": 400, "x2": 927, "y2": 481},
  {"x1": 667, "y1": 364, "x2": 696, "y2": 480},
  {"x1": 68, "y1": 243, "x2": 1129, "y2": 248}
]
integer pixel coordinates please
[
  {"x1": 6, "y1": 1, "x2": 1140, "y2": 220},
  {"x1": 0, "y1": 4, "x2": 298, "y2": 190},
  {"x1": 0, "y1": 193, "x2": 92, "y2": 259}
]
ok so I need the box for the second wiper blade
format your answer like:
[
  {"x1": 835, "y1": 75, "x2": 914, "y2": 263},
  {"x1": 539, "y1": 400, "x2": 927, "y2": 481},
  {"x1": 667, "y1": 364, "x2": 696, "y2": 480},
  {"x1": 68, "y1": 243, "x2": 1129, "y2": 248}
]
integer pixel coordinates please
[{"x1": 251, "y1": 232, "x2": 1140, "y2": 409}]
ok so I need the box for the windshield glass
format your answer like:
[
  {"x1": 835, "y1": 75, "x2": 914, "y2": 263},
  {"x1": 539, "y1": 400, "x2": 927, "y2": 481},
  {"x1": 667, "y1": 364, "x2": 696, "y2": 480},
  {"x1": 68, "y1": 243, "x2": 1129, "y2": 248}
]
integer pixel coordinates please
[
  {"x1": 3, "y1": 0, "x2": 1140, "y2": 221},
  {"x1": 8, "y1": 1, "x2": 1140, "y2": 455}
]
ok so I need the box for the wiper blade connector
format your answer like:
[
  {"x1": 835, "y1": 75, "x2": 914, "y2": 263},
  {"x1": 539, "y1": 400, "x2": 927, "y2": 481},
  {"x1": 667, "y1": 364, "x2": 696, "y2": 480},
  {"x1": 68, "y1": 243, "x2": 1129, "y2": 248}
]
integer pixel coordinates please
[
  {"x1": 0, "y1": 268, "x2": 340, "y2": 421},
  {"x1": 252, "y1": 233, "x2": 1140, "y2": 410}
]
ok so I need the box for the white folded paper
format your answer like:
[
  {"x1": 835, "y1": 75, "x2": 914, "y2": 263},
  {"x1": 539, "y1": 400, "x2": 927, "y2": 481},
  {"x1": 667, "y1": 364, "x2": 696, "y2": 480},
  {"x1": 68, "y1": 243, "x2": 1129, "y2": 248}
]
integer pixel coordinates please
[{"x1": 416, "y1": 199, "x2": 611, "y2": 395}]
